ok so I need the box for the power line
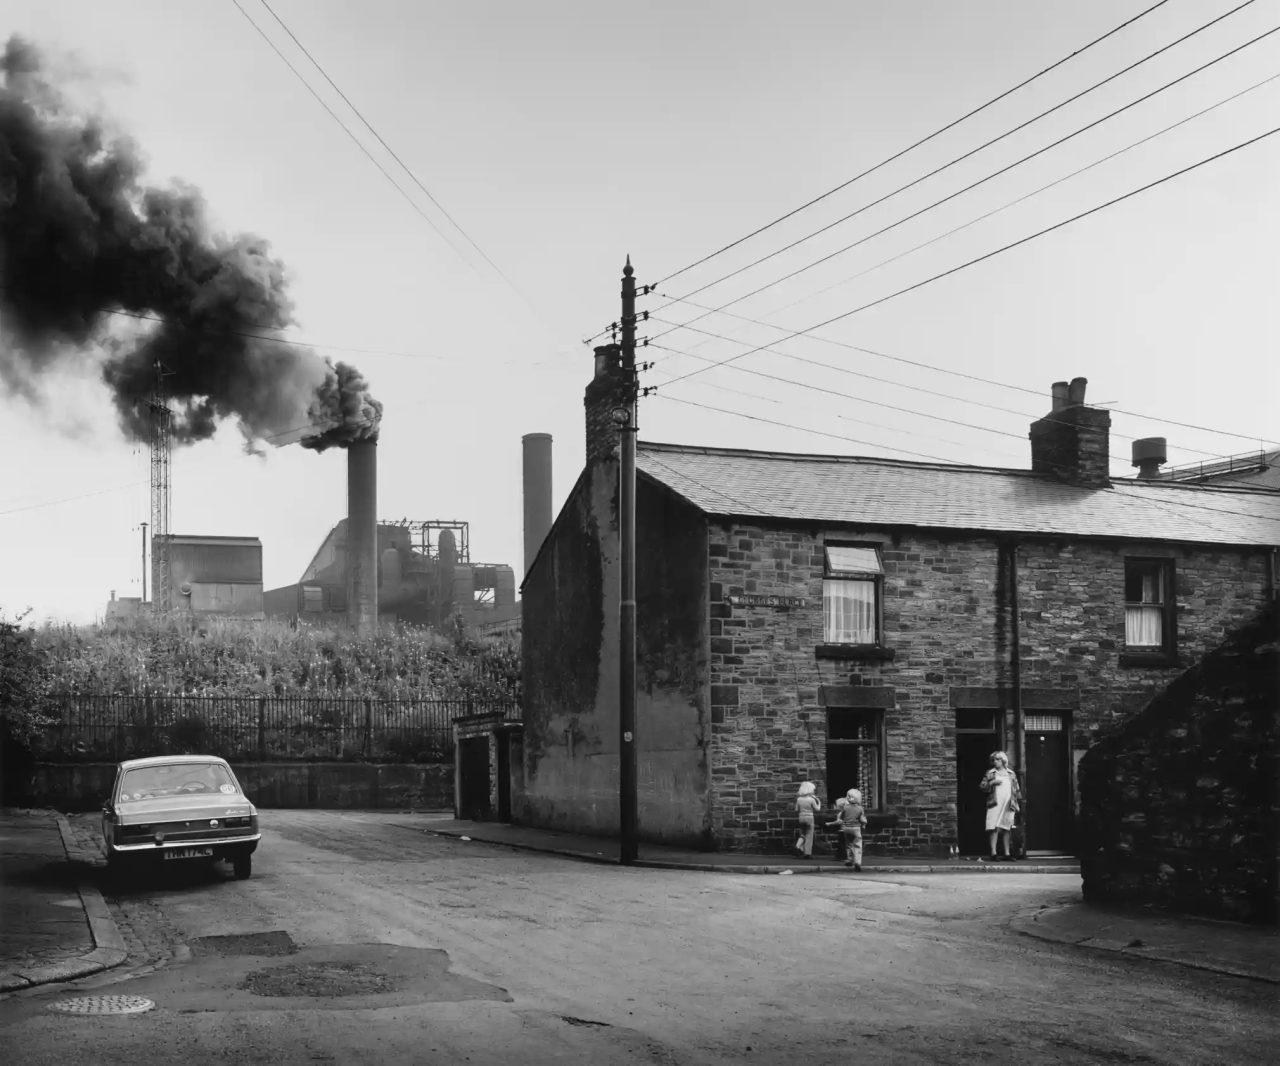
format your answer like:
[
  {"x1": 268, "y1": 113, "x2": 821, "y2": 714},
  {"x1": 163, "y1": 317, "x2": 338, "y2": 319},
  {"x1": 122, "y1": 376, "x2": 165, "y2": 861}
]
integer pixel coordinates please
[
  {"x1": 657, "y1": 359, "x2": 1019, "y2": 458},
  {"x1": 653, "y1": 334, "x2": 1170, "y2": 469},
  {"x1": 655, "y1": 1, "x2": 1264, "y2": 316},
  {"x1": 252, "y1": 0, "x2": 519, "y2": 291},
  {"x1": 657, "y1": 125, "x2": 1280, "y2": 392},
  {"x1": 229, "y1": 0, "x2": 474, "y2": 267},
  {"x1": 649, "y1": 315, "x2": 1277, "y2": 457},
  {"x1": 652, "y1": 392, "x2": 959, "y2": 463},
  {"x1": 641, "y1": 451, "x2": 764, "y2": 515},
  {"x1": 650, "y1": 394, "x2": 1280, "y2": 526},
  {"x1": 648, "y1": 340, "x2": 1038, "y2": 448},
  {"x1": 652, "y1": 0, "x2": 1175, "y2": 288},
  {"x1": 667, "y1": 68, "x2": 1280, "y2": 349},
  {"x1": 1107, "y1": 483, "x2": 1280, "y2": 524},
  {"x1": 0, "y1": 481, "x2": 149, "y2": 518},
  {"x1": 650, "y1": 26, "x2": 1280, "y2": 347}
]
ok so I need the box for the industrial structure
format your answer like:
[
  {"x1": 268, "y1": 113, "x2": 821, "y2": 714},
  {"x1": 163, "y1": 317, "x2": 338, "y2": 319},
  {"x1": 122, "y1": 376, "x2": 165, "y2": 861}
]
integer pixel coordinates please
[
  {"x1": 263, "y1": 517, "x2": 518, "y2": 630},
  {"x1": 123, "y1": 400, "x2": 540, "y2": 636},
  {"x1": 150, "y1": 535, "x2": 265, "y2": 616}
]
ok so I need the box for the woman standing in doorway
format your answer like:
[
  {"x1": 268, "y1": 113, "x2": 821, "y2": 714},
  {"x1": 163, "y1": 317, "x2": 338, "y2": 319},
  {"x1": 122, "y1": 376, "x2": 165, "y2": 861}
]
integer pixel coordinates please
[
  {"x1": 794, "y1": 781, "x2": 822, "y2": 858},
  {"x1": 979, "y1": 751, "x2": 1021, "y2": 861}
]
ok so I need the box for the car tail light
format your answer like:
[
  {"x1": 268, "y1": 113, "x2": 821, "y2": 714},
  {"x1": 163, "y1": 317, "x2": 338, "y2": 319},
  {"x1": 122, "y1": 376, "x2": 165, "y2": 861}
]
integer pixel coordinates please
[{"x1": 224, "y1": 816, "x2": 253, "y2": 829}]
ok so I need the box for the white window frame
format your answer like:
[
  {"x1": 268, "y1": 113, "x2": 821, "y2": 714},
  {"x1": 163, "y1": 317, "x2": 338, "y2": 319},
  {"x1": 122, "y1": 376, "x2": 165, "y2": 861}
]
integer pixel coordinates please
[
  {"x1": 822, "y1": 543, "x2": 883, "y2": 645},
  {"x1": 1124, "y1": 557, "x2": 1175, "y2": 652}
]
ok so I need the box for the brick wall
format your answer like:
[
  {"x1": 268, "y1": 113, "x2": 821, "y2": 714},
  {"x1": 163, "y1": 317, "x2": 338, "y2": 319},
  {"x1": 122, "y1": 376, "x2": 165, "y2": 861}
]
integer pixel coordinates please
[
  {"x1": 706, "y1": 521, "x2": 1272, "y2": 854},
  {"x1": 1077, "y1": 602, "x2": 1278, "y2": 924}
]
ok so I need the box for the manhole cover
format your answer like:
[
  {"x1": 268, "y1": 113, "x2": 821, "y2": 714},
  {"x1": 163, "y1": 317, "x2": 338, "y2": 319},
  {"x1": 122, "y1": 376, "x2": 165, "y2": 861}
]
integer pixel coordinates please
[
  {"x1": 48, "y1": 995, "x2": 155, "y2": 1015},
  {"x1": 240, "y1": 961, "x2": 395, "y2": 998}
]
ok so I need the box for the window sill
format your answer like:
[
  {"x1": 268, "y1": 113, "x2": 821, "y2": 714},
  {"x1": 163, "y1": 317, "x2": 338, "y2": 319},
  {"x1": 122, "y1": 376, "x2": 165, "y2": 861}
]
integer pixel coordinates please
[
  {"x1": 1119, "y1": 650, "x2": 1180, "y2": 668},
  {"x1": 815, "y1": 644, "x2": 896, "y2": 661}
]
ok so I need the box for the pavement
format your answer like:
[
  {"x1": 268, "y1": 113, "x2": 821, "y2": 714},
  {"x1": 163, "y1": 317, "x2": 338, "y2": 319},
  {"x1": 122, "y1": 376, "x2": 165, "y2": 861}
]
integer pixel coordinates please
[{"x1": 2, "y1": 809, "x2": 1276, "y2": 995}]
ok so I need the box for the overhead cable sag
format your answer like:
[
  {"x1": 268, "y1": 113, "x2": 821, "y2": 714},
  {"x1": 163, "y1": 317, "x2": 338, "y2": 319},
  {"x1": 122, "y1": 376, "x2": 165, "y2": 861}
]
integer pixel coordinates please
[
  {"x1": 656, "y1": 126, "x2": 1280, "y2": 393},
  {"x1": 665, "y1": 68, "x2": 1280, "y2": 344},
  {"x1": 250, "y1": 0, "x2": 516, "y2": 288},
  {"x1": 650, "y1": 22, "x2": 1280, "y2": 347},
  {"x1": 651, "y1": 0, "x2": 1179, "y2": 288}
]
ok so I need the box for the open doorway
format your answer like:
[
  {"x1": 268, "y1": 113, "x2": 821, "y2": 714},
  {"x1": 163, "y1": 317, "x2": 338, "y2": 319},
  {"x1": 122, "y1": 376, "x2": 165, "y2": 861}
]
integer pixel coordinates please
[{"x1": 955, "y1": 709, "x2": 1001, "y2": 855}]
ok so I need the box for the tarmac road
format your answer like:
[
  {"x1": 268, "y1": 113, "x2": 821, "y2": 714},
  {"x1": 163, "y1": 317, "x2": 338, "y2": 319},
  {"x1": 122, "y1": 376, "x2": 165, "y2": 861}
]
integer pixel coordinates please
[{"x1": 1, "y1": 809, "x2": 1276, "y2": 1065}]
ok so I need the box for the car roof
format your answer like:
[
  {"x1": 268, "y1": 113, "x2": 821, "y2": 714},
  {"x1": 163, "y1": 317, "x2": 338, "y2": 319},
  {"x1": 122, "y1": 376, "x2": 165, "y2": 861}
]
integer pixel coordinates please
[{"x1": 118, "y1": 755, "x2": 233, "y2": 770}]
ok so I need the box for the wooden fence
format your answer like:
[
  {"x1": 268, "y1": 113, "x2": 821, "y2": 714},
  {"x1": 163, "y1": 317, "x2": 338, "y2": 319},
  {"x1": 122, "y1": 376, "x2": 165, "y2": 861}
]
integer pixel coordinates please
[{"x1": 38, "y1": 693, "x2": 521, "y2": 764}]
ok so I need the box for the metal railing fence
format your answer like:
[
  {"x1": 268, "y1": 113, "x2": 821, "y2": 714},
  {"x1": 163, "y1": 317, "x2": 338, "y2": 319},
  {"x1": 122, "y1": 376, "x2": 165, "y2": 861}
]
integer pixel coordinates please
[{"x1": 38, "y1": 693, "x2": 521, "y2": 764}]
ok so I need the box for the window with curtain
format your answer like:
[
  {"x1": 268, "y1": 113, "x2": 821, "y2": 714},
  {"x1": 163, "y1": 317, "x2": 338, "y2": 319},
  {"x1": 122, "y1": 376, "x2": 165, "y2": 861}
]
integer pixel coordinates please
[
  {"x1": 826, "y1": 709, "x2": 884, "y2": 810},
  {"x1": 1124, "y1": 558, "x2": 1173, "y2": 650},
  {"x1": 823, "y1": 544, "x2": 882, "y2": 644}
]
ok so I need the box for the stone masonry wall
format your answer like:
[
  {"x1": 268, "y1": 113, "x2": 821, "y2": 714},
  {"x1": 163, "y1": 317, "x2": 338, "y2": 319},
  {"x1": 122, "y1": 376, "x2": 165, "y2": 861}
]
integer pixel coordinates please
[
  {"x1": 1077, "y1": 603, "x2": 1278, "y2": 924},
  {"x1": 706, "y1": 521, "x2": 1272, "y2": 855}
]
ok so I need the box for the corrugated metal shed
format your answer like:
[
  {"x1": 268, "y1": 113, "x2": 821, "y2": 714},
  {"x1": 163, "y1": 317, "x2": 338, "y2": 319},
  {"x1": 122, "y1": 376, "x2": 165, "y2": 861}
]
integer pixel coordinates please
[{"x1": 167, "y1": 535, "x2": 263, "y2": 584}]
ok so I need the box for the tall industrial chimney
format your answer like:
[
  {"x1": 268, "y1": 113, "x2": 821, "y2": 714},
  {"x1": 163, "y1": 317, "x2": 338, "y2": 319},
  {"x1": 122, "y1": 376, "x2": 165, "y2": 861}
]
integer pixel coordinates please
[
  {"x1": 522, "y1": 432, "x2": 553, "y2": 577},
  {"x1": 346, "y1": 440, "x2": 378, "y2": 637}
]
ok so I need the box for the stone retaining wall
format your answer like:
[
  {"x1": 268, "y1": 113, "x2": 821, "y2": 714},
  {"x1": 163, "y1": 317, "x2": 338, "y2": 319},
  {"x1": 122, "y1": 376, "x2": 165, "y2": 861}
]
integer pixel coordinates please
[{"x1": 1077, "y1": 603, "x2": 1279, "y2": 924}]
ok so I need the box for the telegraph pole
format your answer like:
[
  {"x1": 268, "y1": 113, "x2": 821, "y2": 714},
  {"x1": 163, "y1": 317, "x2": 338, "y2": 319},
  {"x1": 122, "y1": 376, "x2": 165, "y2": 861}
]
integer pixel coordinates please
[{"x1": 618, "y1": 257, "x2": 639, "y2": 865}]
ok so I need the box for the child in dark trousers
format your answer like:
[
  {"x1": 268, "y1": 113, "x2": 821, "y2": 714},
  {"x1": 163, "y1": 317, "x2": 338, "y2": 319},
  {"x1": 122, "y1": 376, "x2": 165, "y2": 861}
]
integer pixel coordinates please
[{"x1": 838, "y1": 788, "x2": 867, "y2": 871}]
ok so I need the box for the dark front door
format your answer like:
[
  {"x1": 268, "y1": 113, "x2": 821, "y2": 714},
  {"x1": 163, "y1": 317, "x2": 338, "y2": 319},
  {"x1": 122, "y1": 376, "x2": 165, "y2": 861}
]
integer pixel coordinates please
[
  {"x1": 1024, "y1": 715, "x2": 1071, "y2": 852},
  {"x1": 458, "y1": 736, "x2": 491, "y2": 821},
  {"x1": 956, "y1": 722, "x2": 1000, "y2": 855}
]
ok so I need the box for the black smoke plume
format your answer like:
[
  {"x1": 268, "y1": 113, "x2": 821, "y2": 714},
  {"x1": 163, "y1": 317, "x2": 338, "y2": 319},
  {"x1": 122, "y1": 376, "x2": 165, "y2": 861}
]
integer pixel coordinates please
[{"x1": 0, "y1": 36, "x2": 381, "y2": 449}]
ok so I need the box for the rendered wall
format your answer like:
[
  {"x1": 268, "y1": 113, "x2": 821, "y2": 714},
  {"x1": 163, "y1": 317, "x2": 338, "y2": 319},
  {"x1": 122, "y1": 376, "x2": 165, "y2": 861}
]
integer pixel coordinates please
[{"x1": 518, "y1": 468, "x2": 710, "y2": 845}]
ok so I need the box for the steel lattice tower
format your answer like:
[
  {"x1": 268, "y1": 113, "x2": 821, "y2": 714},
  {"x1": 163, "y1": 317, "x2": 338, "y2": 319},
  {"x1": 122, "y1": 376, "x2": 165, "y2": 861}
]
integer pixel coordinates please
[{"x1": 149, "y1": 376, "x2": 172, "y2": 613}]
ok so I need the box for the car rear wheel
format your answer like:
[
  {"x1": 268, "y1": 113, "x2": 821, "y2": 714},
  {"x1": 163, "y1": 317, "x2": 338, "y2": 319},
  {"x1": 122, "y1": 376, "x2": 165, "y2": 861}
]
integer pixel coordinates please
[{"x1": 232, "y1": 854, "x2": 252, "y2": 880}]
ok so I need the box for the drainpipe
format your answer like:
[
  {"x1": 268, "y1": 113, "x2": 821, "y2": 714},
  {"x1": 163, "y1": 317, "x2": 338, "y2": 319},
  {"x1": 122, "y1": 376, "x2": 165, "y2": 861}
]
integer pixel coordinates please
[{"x1": 1009, "y1": 539, "x2": 1027, "y2": 860}]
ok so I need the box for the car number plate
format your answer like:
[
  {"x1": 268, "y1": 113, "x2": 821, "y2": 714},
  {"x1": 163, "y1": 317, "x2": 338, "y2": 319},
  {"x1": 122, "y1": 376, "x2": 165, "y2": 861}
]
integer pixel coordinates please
[{"x1": 163, "y1": 847, "x2": 213, "y2": 860}]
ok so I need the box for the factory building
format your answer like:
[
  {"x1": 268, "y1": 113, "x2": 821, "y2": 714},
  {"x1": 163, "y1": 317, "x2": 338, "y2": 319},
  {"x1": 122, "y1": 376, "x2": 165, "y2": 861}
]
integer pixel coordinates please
[
  {"x1": 264, "y1": 518, "x2": 519, "y2": 631},
  {"x1": 153, "y1": 534, "x2": 264, "y2": 617}
]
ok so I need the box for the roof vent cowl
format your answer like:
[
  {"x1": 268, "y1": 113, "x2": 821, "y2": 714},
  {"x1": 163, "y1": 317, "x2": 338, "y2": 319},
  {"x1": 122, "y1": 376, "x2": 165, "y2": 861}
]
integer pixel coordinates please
[{"x1": 1132, "y1": 437, "x2": 1168, "y2": 480}]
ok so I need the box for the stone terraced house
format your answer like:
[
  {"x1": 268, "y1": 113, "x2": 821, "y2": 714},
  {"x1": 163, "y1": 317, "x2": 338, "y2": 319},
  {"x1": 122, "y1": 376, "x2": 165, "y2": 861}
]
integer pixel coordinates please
[{"x1": 515, "y1": 353, "x2": 1279, "y2": 856}]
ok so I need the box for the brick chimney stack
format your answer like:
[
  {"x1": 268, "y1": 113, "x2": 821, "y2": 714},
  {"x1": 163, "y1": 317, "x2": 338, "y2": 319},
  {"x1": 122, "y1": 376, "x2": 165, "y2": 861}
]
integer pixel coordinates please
[
  {"x1": 584, "y1": 344, "x2": 631, "y2": 466},
  {"x1": 1029, "y1": 376, "x2": 1111, "y2": 487}
]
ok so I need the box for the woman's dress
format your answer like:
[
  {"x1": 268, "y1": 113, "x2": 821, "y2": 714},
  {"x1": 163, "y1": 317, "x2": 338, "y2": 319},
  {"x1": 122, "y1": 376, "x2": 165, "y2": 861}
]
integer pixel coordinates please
[{"x1": 984, "y1": 769, "x2": 1018, "y2": 831}]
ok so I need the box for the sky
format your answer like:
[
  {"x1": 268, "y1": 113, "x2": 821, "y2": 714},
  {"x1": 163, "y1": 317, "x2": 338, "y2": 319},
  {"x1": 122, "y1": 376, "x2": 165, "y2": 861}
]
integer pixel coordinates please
[{"x1": 1, "y1": 0, "x2": 1276, "y2": 626}]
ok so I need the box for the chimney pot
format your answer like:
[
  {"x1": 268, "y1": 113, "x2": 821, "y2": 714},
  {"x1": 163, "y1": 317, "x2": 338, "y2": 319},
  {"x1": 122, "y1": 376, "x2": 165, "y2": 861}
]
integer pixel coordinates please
[
  {"x1": 585, "y1": 345, "x2": 629, "y2": 466},
  {"x1": 1051, "y1": 381, "x2": 1069, "y2": 412},
  {"x1": 1067, "y1": 376, "x2": 1088, "y2": 405}
]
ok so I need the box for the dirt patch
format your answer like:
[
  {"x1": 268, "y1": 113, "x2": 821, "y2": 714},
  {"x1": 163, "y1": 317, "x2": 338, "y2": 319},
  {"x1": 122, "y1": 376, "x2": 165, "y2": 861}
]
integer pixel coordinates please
[
  {"x1": 241, "y1": 960, "x2": 395, "y2": 998},
  {"x1": 191, "y1": 930, "x2": 297, "y2": 957}
]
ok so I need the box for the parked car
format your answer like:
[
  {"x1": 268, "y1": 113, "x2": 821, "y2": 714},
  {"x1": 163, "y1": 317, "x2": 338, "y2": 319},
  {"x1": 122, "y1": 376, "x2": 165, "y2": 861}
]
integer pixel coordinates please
[{"x1": 101, "y1": 755, "x2": 260, "y2": 880}]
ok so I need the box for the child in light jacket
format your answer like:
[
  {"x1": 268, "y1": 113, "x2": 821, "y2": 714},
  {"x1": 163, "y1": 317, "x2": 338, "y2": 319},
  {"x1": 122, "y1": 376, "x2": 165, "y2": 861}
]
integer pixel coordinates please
[
  {"x1": 794, "y1": 781, "x2": 822, "y2": 857},
  {"x1": 838, "y1": 788, "x2": 868, "y2": 871}
]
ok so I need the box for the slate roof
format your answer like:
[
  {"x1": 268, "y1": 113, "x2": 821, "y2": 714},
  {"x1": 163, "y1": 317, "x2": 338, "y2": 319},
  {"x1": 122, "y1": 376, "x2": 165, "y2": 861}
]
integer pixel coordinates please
[{"x1": 637, "y1": 442, "x2": 1280, "y2": 547}]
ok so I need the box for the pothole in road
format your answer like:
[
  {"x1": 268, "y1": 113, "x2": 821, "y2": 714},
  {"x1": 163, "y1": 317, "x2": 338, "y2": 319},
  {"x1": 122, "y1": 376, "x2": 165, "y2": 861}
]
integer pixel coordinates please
[
  {"x1": 240, "y1": 961, "x2": 397, "y2": 998},
  {"x1": 190, "y1": 930, "x2": 298, "y2": 957}
]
